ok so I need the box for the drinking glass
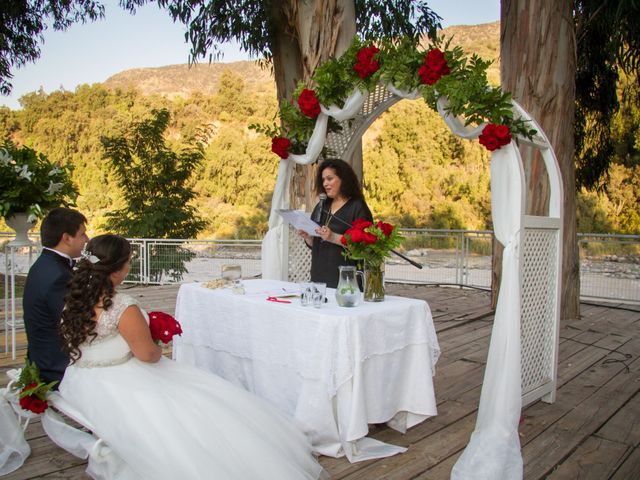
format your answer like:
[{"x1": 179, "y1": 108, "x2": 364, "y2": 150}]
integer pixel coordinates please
[
  {"x1": 221, "y1": 264, "x2": 242, "y2": 282},
  {"x1": 312, "y1": 282, "x2": 327, "y2": 308},
  {"x1": 300, "y1": 282, "x2": 313, "y2": 306}
]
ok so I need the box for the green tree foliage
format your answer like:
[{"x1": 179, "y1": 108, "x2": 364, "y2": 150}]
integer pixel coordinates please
[
  {"x1": 101, "y1": 108, "x2": 206, "y2": 281},
  {"x1": 0, "y1": 0, "x2": 104, "y2": 94},
  {"x1": 101, "y1": 107, "x2": 205, "y2": 238},
  {"x1": 574, "y1": 0, "x2": 640, "y2": 188},
  {"x1": 576, "y1": 75, "x2": 640, "y2": 234},
  {"x1": 363, "y1": 100, "x2": 491, "y2": 230}
]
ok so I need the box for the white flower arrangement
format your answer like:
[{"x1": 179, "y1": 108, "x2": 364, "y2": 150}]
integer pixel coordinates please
[{"x1": 0, "y1": 141, "x2": 78, "y2": 220}]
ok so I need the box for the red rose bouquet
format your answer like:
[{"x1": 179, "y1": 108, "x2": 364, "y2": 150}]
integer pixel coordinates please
[
  {"x1": 341, "y1": 219, "x2": 403, "y2": 266},
  {"x1": 13, "y1": 360, "x2": 57, "y2": 414},
  {"x1": 341, "y1": 219, "x2": 404, "y2": 301},
  {"x1": 148, "y1": 311, "x2": 183, "y2": 344}
]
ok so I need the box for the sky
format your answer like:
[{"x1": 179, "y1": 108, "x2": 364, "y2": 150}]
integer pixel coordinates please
[{"x1": 1, "y1": 0, "x2": 500, "y2": 110}]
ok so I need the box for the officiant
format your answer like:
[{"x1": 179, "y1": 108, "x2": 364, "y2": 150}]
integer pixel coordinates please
[{"x1": 298, "y1": 159, "x2": 373, "y2": 288}]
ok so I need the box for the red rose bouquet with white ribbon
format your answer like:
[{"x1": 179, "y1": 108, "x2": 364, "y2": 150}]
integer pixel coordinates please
[{"x1": 148, "y1": 311, "x2": 183, "y2": 344}]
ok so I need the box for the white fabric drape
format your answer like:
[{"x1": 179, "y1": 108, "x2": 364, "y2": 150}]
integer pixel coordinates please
[
  {"x1": 451, "y1": 144, "x2": 523, "y2": 479},
  {"x1": 436, "y1": 97, "x2": 487, "y2": 139},
  {"x1": 262, "y1": 159, "x2": 293, "y2": 280},
  {"x1": 0, "y1": 387, "x2": 30, "y2": 475}
]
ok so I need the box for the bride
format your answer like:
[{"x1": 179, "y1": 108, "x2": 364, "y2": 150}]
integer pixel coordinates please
[{"x1": 58, "y1": 234, "x2": 325, "y2": 480}]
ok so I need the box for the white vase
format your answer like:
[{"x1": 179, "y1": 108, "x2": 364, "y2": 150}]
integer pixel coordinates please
[{"x1": 5, "y1": 212, "x2": 36, "y2": 246}]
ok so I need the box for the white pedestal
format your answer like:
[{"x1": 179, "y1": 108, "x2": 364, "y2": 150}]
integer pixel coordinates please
[{"x1": 4, "y1": 241, "x2": 35, "y2": 359}]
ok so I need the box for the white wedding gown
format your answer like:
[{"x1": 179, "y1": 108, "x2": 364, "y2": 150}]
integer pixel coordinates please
[{"x1": 59, "y1": 293, "x2": 324, "y2": 480}]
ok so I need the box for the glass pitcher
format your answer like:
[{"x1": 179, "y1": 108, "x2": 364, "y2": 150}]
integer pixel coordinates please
[{"x1": 335, "y1": 266, "x2": 363, "y2": 307}]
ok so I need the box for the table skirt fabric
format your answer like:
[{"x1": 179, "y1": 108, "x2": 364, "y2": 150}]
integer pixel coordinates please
[{"x1": 174, "y1": 280, "x2": 440, "y2": 461}]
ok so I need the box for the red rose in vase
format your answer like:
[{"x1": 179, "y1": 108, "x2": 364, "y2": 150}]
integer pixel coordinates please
[
  {"x1": 271, "y1": 137, "x2": 291, "y2": 159},
  {"x1": 362, "y1": 232, "x2": 378, "y2": 245},
  {"x1": 376, "y1": 221, "x2": 394, "y2": 237},
  {"x1": 352, "y1": 218, "x2": 373, "y2": 230},
  {"x1": 297, "y1": 89, "x2": 321, "y2": 119}
]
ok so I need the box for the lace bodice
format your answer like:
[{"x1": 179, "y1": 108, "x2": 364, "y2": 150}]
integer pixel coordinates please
[
  {"x1": 74, "y1": 293, "x2": 142, "y2": 368},
  {"x1": 93, "y1": 293, "x2": 140, "y2": 341}
]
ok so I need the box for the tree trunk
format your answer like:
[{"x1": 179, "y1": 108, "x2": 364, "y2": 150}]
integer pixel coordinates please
[
  {"x1": 270, "y1": 0, "x2": 357, "y2": 210},
  {"x1": 499, "y1": 0, "x2": 580, "y2": 320}
]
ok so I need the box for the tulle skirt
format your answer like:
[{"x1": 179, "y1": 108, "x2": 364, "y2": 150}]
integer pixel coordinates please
[{"x1": 60, "y1": 357, "x2": 324, "y2": 480}]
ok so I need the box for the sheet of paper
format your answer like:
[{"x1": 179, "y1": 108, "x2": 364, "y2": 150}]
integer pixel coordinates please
[{"x1": 276, "y1": 209, "x2": 321, "y2": 236}]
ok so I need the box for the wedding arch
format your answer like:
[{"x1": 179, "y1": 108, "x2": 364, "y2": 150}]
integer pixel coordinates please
[{"x1": 258, "y1": 37, "x2": 563, "y2": 478}]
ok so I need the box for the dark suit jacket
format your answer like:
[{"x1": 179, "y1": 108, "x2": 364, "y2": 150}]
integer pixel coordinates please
[{"x1": 23, "y1": 249, "x2": 72, "y2": 385}]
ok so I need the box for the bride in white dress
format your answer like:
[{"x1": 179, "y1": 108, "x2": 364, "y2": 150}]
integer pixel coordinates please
[{"x1": 58, "y1": 234, "x2": 325, "y2": 480}]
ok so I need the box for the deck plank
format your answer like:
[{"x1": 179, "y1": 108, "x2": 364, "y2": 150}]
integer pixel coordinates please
[
  {"x1": 609, "y1": 446, "x2": 640, "y2": 480},
  {"x1": 545, "y1": 436, "x2": 629, "y2": 480},
  {"x1": 2, "y1": 284, "x2": 640, "y2": 479}
]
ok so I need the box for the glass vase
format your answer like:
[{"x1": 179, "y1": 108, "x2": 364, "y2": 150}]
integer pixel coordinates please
[{"x1": 364, "y1": 261, "x2": 385, "y2": 302}]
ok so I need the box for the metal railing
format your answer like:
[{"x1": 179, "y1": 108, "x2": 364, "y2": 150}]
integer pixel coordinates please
[{"x1": 2, "y1": 230, "x2": 638, "y2": 303}]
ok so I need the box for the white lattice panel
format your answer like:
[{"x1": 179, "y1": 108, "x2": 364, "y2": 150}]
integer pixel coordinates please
[
  {"x1": 288, "y1": 226, "x2": 312, "y2": 283},
  {"x1": 324, "y1": 84, "x2": 399, "y2": 161},
  {"x1": 521, "y1": 227, "x2": 559, "y2": 404}
]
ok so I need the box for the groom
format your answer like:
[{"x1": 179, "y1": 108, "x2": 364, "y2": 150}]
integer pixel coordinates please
[{"x1": 23, "y1": 208, "x2": 88, "y2": 385}]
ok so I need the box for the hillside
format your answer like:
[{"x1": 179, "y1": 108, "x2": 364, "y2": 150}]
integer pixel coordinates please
[
  {"x1": 103, "y1": 22, "x2": 501, "y2": 99},
  {"x1": 104, "y1": 61, "x2": 276, "y2": 99}
]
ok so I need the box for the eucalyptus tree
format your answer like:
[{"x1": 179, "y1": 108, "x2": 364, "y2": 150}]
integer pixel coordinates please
[
  {"x1": 500, "y1": 0, "x2": 640, "y2": 320},
  {"x1": 132, "y1": 0, "x2": 441, "y2": 206}
]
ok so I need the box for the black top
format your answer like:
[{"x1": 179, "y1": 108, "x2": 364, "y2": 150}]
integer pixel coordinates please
[
  {"x1": 309, "y1": 197, "x2": 373, "y2": 288},
  {"x1": 23, "y1": 249, "x2": 72, "y2": 386}
]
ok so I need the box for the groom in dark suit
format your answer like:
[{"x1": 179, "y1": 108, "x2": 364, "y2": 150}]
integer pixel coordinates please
[{"x1": 23, "y1": 208, "x2": 88, "y2": 385}]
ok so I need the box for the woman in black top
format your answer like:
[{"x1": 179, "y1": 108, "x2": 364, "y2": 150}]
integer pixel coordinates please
[{"x1": 298, "y1": 159, "x2": 373, "y2": 288}]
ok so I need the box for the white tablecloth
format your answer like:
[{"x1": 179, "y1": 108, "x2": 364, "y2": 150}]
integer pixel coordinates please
[{"x1": 173, "y1": 279, "x2": 440, "y2": 461}]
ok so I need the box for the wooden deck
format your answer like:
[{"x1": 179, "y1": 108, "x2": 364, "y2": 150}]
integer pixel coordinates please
[{"x1": 2, "y1": 283, "x2": 639, "y2": 479}]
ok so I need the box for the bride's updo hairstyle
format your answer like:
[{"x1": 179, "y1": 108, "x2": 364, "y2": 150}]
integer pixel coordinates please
[{"x1": 61, "y1": 234, "x2": 132, "y2": 362}]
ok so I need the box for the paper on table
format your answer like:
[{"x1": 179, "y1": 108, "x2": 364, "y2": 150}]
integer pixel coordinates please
[{"x1": 276, "y1": 209, "x2": 321, "y2": 236}]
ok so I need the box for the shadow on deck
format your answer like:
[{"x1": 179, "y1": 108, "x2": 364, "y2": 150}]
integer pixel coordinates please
[{"x1": 1, "y1": 283, "x2": 639, "y2": 479}]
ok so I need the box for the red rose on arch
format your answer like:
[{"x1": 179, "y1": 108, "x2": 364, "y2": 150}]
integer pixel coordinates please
[
  {"x1": 353, "y1": 45, "x2": 380, "y2": 79},
  {"x1": 271, "y1": 137, "x2": 291, "y2": 159},
  {"x1": 297, "y1": 89, "x2": 321, "y2": 119},
  {"x1": 479, "y1": 134, "x2": 500, "y2": 151},
  {"x1": 418, "y1": 65, "x2": 441, "y2": 85},
  {"x1": 418, "y1": 48, "x2": 450, "y2": 85},
  {"x1": 494, "y1": 124, "x2": 512, "y2": 143},
  {"x1": 478, "y1": 123, "x2": 512, "y2": 151},
  {"x1": 376, "y1": 221, "x2": 394, "y2": 237}
]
